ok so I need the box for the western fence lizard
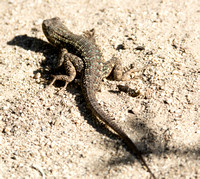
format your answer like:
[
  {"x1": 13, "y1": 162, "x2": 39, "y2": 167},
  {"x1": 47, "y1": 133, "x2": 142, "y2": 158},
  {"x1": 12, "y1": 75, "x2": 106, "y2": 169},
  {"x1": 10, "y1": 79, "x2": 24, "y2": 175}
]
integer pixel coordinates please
[{"x1": 42, "y1": 17, "x2": 156, "y2": 179}]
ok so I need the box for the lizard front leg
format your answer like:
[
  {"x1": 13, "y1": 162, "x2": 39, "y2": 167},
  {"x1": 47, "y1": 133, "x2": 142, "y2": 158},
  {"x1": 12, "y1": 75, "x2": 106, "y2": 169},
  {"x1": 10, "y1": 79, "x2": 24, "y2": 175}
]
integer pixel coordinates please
[
  {"x1": 49, "y1": 48, "x2": 77, "y2": 90},
  {"x1": 103, "y1": 57, "x2": 143, "y2": 97},
  {"x1": 103, "y1": 57, "x2": 140, "y2": 81}
]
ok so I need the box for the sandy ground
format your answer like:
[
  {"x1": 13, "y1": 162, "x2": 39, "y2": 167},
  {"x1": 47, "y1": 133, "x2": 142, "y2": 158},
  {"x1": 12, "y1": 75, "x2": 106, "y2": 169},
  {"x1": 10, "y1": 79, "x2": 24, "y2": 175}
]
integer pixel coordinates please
[{"x1": 0, "y1": 0, "x2": 200, "y2": 178}]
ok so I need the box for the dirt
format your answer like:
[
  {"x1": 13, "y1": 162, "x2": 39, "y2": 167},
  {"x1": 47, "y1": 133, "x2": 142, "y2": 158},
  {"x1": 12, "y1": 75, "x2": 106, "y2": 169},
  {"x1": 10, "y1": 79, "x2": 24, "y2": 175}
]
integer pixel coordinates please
[{"x1": 0, "y1": 0, "x2": 199, "y2": 178}]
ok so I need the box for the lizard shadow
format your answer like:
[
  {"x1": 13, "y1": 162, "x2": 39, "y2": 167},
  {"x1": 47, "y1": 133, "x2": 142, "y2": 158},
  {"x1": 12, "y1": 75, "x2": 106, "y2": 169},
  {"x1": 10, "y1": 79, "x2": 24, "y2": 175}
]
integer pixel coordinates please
[
  {"x1": 7, "y1": 35, "x2": 61, "y2": 84},
  {"x1": 7, "y1": 34, "x2": 54, "y2": 55}
]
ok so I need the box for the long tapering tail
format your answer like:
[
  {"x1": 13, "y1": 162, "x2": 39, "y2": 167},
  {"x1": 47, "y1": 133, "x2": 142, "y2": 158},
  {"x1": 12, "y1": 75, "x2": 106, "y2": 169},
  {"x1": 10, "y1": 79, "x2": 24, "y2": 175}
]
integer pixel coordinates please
[{"x1": 83, "y1": 89, "x2": 156, "y2": 179}]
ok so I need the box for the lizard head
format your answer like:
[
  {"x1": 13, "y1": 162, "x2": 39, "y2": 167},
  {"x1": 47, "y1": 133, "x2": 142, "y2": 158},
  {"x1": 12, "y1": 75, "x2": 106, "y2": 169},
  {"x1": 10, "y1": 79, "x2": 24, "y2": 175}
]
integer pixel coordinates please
[{"x1": 42, "y1": 17, "x2": 65, "y2": 46}]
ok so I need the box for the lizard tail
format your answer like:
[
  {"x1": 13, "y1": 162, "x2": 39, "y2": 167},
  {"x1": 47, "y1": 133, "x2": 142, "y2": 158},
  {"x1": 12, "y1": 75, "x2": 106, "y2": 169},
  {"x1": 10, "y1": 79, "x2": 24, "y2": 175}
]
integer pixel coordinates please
[{"x1": 84, "y1": 89, "x2": 156, "y2": 179}]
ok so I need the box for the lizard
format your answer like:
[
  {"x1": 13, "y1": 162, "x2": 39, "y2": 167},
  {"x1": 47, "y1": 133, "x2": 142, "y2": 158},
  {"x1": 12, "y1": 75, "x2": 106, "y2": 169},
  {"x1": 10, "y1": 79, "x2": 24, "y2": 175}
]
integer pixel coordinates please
[{"x1": 42, "y1": 17, "x2": 156, "y2": 179}]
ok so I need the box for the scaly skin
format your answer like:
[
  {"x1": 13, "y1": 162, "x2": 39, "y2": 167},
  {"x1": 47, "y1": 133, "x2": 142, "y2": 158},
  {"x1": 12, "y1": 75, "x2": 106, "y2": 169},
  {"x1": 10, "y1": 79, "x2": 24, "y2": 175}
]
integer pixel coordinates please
[{"x1": 42, "y1": 17, "x2": 156, "y2": 179}]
